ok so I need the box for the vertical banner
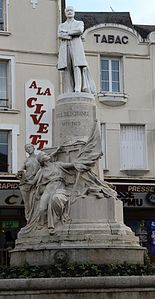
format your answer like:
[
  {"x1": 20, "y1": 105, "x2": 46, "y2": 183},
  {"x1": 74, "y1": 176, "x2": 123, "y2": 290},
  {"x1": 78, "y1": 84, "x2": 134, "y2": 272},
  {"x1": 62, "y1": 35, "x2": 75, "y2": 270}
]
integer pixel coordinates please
[{"x1": 25, "y1": 79, "x2": 55, "y2": 150}]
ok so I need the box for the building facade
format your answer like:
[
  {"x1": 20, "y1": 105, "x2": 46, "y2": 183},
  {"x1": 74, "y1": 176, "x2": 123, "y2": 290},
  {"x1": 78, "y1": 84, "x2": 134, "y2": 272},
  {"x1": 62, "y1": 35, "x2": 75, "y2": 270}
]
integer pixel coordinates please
[
  {"x1": 0, "y1": 2, "x2": 155, "y2": 263},
  {"x1": 76, "y1": 12, "x2": 155, "y2": 262},
  {"x1": 0, "y1": 0, "x2": 64, "y2": 261}
]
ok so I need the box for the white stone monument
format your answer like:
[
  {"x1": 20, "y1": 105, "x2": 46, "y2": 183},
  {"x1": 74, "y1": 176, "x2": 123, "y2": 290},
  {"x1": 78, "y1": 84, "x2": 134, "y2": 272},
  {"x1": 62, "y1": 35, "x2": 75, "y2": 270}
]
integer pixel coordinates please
[{"x1": 10, "y1": 7, "x2": 145, "y2": 266}]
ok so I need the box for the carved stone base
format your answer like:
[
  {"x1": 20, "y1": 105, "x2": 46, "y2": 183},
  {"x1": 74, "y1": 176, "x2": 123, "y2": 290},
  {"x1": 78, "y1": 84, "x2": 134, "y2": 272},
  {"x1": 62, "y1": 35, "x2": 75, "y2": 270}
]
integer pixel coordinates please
[
  {"x1": 10, "y1": 246, "x2": 144, "y2": 266},
  {"x1": 10, "y1": 195, "x2": 145, "y2": 266}
]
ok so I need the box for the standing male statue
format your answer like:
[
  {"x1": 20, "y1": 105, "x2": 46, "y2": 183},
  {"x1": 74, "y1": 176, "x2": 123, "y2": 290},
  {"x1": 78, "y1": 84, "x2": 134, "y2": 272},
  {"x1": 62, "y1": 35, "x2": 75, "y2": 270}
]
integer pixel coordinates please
[{"x1": 58, "y1": 6, "x2": 96, "y2": 94}]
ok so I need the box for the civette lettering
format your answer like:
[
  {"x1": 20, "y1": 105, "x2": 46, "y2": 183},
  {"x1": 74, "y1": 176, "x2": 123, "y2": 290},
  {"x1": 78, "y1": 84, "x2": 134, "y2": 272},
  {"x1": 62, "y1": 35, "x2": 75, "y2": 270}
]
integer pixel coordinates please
[{"x1": 27, "y1": 81, "x2": 52, "y2": 149}]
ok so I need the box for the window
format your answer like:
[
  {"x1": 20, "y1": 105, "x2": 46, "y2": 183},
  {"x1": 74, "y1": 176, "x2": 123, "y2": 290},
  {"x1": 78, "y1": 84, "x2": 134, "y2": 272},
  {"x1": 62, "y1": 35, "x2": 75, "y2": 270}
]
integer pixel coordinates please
[
  {"x1": 0, "y1": 56, "x2": 15, "y2": 109},
  {"x1": 0, "y1": 0, "x2": 8, "y2": 31},
  {"x1": 120, "y1": 125, "x2": 147, "y2": 170},
  {"x1": 101, "y1": 57, "x2": 121, "y2": 93},
  {"x1": 0, "y1": 61, "x2": 7, "y2": 106},
  {"x1": 0, "y1": 130, "x2": 11, "y2": 172},
  {"x1": 0, "y1": 125, "x2": 19, "y2": 173}
]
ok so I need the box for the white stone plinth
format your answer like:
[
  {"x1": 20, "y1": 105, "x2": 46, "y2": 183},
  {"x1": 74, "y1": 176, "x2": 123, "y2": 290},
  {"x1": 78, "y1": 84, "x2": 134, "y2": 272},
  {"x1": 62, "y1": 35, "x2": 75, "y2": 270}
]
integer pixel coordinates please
[
  {"x1": 10, "y1": 195, "x2": 145, "y2": 266},
  {"x1": 54, "y1": 92, "x2": 96, "y2": 145}
]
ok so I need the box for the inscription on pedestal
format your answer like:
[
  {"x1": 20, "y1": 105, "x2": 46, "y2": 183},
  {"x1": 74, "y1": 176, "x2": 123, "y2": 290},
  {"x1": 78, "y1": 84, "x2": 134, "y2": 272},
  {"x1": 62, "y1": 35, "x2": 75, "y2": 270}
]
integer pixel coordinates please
[{"x1": 55, "y1": 100, "x2": 96, "y2": 145}]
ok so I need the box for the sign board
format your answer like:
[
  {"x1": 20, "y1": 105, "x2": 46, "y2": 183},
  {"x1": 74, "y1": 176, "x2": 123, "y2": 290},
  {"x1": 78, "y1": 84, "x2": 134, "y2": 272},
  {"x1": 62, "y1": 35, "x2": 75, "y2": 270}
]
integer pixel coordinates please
[
  {"x1": 114, "y1": 184, "x2": 155, "y2": 208},
  {"x1": 0, "y1": 181, "x2": 23, "y2": 206},
  {"x1": 0, "y1": 190, "x2": 23, "y2": 206},
  {"x1": 94, "y1": 34, "x2": 129, "y2": 44},
  {"x1": 25, "y1": 79, "x2": 55, "y2": 150}
]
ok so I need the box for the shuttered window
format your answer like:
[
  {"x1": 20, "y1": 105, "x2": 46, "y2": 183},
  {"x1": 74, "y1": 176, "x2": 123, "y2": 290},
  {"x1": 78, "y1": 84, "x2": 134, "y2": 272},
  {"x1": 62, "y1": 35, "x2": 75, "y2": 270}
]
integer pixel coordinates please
[{"x1": 120, "y1": 125, "x2": 147, "y2": 170}]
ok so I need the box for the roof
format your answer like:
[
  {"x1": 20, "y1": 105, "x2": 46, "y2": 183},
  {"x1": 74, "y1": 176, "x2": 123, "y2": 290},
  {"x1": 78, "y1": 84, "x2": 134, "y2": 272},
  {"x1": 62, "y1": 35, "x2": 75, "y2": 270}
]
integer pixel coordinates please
[
  {"x1": 75, "y1": 12, "x2": 155, "y2": 39},
  {"x1": 76, "y1": 12, "x2": 133, "y2": 30},
  {"x1": 134, "y1": 24, "x2": 155, "y2": 39}
]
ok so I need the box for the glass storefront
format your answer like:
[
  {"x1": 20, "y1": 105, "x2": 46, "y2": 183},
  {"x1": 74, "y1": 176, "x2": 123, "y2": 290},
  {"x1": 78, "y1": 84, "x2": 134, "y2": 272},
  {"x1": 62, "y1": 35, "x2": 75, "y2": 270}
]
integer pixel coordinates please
[
  {"x1": 124, "y1": 208, "x2": 155, "y2": 263},
  {"x1": 0, "y1": 179, "x2": 25, "y2": 265},
  {"x1": 112, "y1": 180, "x2": 155, "y2": 263}
]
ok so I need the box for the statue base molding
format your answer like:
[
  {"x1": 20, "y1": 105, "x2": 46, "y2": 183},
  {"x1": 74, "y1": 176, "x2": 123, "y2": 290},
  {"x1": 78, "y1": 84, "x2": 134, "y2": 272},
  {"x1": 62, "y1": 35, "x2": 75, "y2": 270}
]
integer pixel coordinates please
[
  {"x1": 10, "y1": 195, "x2": 145, "y2": 266},
  {"x1": 10, "y1": 245, "x2": 145, "y2": 266}
]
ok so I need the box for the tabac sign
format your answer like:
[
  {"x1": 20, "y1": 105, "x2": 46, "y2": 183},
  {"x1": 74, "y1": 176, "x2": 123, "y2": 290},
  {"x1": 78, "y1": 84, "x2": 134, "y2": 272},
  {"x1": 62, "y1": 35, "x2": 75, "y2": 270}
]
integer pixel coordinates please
[
  {"x1": 25, "y1": 79, "x2": 55, "y2": 150},
  {"x1": 83, "y1": 24, "x2": 148, "y2": 56}
]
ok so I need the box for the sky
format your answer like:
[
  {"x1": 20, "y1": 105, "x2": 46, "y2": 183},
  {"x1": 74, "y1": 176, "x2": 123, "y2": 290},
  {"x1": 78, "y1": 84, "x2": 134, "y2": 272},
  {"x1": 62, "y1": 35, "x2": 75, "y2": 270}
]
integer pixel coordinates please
[{"x1": 66, "y1": 0, "x2": 155, "y2": 25}]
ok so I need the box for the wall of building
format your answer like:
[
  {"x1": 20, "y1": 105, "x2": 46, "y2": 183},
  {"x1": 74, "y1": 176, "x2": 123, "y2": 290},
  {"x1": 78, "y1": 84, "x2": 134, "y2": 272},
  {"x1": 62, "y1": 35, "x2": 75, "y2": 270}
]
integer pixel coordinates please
[
  {"x1": 0, "y1": 0, "x2": 62, "y2": 173},
  {"x1": 83, "y1": 23, "x2": 155, "y2": 178},
  {"x1": 81, "y1": 21, "x2": 155, "y2": 262},
  {"x1": 0, "y1": 0, "x2": 63, "y2": 256},
  {"x1": 1, "y1": 3, "x2": 155, "y2": 264}
]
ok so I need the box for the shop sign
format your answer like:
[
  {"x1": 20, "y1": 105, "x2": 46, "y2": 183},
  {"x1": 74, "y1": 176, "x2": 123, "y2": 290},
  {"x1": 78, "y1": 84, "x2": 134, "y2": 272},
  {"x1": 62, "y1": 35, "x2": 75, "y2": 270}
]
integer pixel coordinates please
[
  {"x1": 0, "y1": 182, "x2": 19, "y2": 190},
  {"x1": 94, "y1": 34, "x2": 128, "y2": 44},
  {"x1": 0, "y1": 190, "x2": 23, "y2": 206},
  {"x1": 25, "y1": 79, "x2": 55, "y2": 150},
  {"x1": 115, "y1": 184, "x2": 155, "y2": 208}
]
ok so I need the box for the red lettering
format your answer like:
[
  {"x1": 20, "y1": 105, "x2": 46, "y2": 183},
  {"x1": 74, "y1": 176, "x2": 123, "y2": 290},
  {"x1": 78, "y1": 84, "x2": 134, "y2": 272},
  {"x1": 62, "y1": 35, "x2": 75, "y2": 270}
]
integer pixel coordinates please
[
  {"x1": 30, "y1": 110, "x2": 46, "y2": 125},
  {"x1": 36, "y1": 87, "x2": 51, "y2": 96},
  {"x1": 43, "y1": 88, "x2": 51, "y2": 96},
  {"x1": 30, "y1": 135, "x2": 42, "y2": 145},
  {"x1": 37, "y1": 87, "x2": 44, "y2": 95},
  {"x1": 27, "y1": 97, "x2": 37, "y2": 108},
  {"x1": 37, "y1": 140, "x2": 48, "y2": 150},
  {"x1": 29, "y1": 81, "x2": 37, "y2": 89},
  {"x1": 34, "y1": 104, "x2": 44, "y2": 114},
  {"x1": 37, "y1": 123, "x2": 49, "y2": 133},
  {"x1": 30, "y1": 135, "x2": 48, "y2": 149}
]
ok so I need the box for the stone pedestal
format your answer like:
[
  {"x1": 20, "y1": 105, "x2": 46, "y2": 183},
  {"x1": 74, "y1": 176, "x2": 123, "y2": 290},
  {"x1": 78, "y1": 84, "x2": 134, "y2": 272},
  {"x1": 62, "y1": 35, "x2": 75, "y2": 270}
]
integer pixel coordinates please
[
  {"x1": 54, "y1": 92, "x2": 96, "y2": 145},
  {"x1": 10, "y1": 194, "x2": 145, "y2": 266}
]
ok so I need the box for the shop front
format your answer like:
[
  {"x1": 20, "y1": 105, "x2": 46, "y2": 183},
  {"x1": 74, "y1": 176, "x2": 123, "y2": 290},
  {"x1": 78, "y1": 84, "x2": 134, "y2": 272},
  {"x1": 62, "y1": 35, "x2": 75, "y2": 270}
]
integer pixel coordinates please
[
  {"x1": 0, "y1": 178, "x2": 25, "y2": 265},
  {"x1": 107, "y1": 179, "x2": 155, "y2": 263}
]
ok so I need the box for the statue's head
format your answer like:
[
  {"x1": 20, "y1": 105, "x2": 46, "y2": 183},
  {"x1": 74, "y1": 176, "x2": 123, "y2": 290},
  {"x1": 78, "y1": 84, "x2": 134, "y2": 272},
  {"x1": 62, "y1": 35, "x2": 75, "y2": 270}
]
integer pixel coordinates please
[
  {"x1": 65, "y1": 6, "x2": 75, "y2": 19},
  {"x1": 37, "y1": 151, "x2": 50, "y2": 166},
  {"x1": 25, "y1": 143, "x2": 35, "y2": 155}
]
